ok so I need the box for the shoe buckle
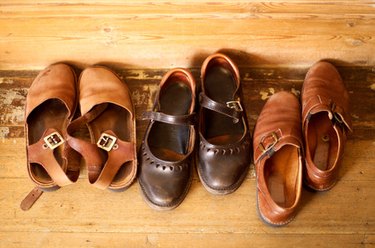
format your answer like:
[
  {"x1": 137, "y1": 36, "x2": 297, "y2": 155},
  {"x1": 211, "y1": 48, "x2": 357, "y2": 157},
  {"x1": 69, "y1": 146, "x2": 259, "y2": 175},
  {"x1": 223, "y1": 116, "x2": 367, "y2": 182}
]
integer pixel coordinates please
[
  {"x1": 97, "y1": 133, "x2": 118, "y2": 152},
  {"x1": 43, "y1": 132, "x2": 65, "y2": 150},
  {"x1": 226, "y1": 100, "x2": 243, "y2": 112},
  {"x1": 258, "y1": 132, "x2": 279, "y2": 153}
]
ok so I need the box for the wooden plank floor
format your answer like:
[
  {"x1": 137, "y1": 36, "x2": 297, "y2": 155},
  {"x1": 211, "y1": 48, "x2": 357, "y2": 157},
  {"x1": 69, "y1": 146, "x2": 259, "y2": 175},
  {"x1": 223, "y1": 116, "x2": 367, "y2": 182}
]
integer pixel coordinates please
[
  {"x1": 1, "y1": 0, "x2": 375, "y2": 247},
  {"x1": 0, "y1": 65, "x2": 374, "y2": 247}
]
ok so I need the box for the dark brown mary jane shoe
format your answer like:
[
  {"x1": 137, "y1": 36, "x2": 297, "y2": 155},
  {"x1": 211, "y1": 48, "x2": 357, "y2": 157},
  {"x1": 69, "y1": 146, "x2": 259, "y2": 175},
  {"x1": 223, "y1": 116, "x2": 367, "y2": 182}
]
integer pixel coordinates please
[
  {"x1": 197, "y1": 53, "x2": 251, "y2": 195},
  {"x1": 302, "y1": 61, "x2": 352, "y2": 191},
  {"x1": 138, "y1": 68, "x2": 196, "y2": 210}
]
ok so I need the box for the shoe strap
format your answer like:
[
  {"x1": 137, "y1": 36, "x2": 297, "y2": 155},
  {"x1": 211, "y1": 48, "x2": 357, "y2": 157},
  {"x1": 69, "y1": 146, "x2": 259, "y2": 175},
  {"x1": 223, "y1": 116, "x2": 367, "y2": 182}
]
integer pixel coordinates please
[
  {"x1": 67, "y1": 104, "x2": 108, "y2": 172},
  {"x1": 20, "y1": 187, "x2": 44, "y2": 211},
  {"x1": 199, "y1": 92, "x2": 242, "y2": 123},
  {"x1": 254, "y1": 129, "x2": 303, "y2": 165},
  {"x1": 92, "y1": 131, "x2": 135, "y2": 189},
  {"x1": 27, "y1": 128, "x2": 75, "y2": 187},
  {"x1": 303, "y1": 95, "x2": 352, "y2": 133},
  {"x1": 67, "y1": 105, "x2": 135, "y2": 189},
  {"x1": 142, "y1": 111, "x2": 196, "y2": 126}
]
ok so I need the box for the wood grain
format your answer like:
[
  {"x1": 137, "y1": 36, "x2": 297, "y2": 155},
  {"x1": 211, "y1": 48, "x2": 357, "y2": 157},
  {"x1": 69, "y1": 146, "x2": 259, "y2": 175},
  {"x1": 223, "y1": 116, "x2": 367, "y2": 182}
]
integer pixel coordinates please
[
  {"x1": 0, "y1": 2, "x2": 374, "y2": 69},
  {"x1": 0, "y1": 178, "x2": 374, "y2": 234},
  {"x1": 0, "y1": 233, "x2": 373, "y2": 248}
]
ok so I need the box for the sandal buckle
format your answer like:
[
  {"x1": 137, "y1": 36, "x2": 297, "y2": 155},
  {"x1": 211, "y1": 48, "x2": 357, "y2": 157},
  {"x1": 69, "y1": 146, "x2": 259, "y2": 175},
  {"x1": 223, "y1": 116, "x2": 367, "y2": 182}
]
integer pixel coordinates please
[
  {"x1": 43, "y1": 132, "x2": 65, "y2": 150},
  {"x1": 226, "y1": 100, "x2": 243, "y2": 112},
  {"x1": 97, "y1": 133, "x2": 117, "y2": 152}
]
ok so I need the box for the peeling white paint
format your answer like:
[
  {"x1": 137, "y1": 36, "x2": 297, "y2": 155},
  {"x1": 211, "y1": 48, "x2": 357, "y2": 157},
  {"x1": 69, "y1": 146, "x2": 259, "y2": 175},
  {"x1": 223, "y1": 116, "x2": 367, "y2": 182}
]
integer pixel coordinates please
[
  {"x1": 0, "y1": 127, "x2": 10, "y2": 138},
  {"x1": 351, "y1": 114, "x2": 359, "y2": 119},
  {"x1": 259, "y1": 87, "x2": 275, "y2": 100},
  {"x1": 291, "y1": 87, "x2": 301, "y2": 97},
  {"x1": 131, "y1": 84, "x2": 158, "y2": 107},
  {"x1": 0, "y1": 78, "x2": 14, "y2": 84},
  {"x1": 0, "y1": 87, "x2": 26, "y2": 124},
  {"x1": 0, "y1": 106, "x2": 24, "y2": 124},
  {"x1": 0, "y1": 90, "x2": 20, "y2": 105},
  {"x1": 126, "y1": 70, "x2": 162, "y2": 80},
  {"x1": 243, "y1": 73, "x2": 253, "y2": 81}
]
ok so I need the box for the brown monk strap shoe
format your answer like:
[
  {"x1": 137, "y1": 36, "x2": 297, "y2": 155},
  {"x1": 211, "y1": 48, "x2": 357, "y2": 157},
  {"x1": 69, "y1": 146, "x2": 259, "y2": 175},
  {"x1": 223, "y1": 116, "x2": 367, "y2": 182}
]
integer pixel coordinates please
[
  {"x1": 197, "y1": 53, "x2": 251, "y2": 195},
  {"x1": 253, "y1": 91, "x2": 303, "y2": 226},
  {"x1": 302, "y1": 61, "x2": 352, "y2": 191}
]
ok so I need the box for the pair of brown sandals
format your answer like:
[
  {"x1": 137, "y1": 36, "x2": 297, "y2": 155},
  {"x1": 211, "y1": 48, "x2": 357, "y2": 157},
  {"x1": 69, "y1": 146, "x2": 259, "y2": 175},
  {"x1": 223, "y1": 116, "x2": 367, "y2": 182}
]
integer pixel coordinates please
[{"x1": 22, "y1": 65, "x2": 137, "y2": 210}]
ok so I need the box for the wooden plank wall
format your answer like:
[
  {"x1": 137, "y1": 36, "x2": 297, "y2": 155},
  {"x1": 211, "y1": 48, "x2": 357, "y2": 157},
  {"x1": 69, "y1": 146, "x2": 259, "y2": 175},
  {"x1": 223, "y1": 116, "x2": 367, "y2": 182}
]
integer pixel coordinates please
[
  {"x1": 0, "y1": 1, "x2": 374, "y2": 247},
  {"x1": 0, "y1": 0, "x2": 375, "y2": 70}
]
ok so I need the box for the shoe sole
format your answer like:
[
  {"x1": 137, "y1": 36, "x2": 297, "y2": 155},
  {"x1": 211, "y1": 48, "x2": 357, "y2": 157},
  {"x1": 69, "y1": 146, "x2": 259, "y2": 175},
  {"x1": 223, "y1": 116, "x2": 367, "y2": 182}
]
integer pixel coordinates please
[{"x1": 255, "y1": 184, "x2": 295, "y2": 227}]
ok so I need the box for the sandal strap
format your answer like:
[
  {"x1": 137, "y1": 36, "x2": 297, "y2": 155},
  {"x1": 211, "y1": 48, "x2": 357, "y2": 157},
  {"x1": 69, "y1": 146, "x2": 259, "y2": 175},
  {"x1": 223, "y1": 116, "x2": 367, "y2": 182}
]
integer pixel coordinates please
[
  {"x1": 20, "y1": 187, "x2": 44, "y2": 211},
  {"x1": 142, "y1": 111, "x2": 196, "y2": 126},
  {"x1": 199, "y1": 92, "x2": 242, "y2": 123},
  {"x1": 67, "y1": 105, "x2": 108, "y2": 172},
  {"x1": 67, "y1": 105, "x2": 135, "y2": 190},
  {"x1": 27, "y1": 128, "x2": 74, "y2": 187},
  {"x1": 92, "y1": 130, "x2": 135, "y2": 189}
]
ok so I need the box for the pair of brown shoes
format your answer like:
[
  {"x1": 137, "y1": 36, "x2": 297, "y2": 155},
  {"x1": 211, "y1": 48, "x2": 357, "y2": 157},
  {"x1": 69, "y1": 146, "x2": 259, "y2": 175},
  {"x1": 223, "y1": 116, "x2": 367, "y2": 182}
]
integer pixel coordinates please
[
  {"x1": 253, "y1": 61, "x2": 352, "y2": 226},
  {"x1": 22, "y1": 64, "x2": 137, "y2": 210},
  {"x1": 139, "y1": 53, "x2": 252, "y2": 210}
]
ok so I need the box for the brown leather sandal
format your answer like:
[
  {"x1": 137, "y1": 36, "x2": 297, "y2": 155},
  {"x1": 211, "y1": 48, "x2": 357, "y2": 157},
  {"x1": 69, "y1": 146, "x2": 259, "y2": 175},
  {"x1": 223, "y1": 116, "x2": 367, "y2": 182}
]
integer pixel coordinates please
[
  {"x1": 21, "y1": 63, "x2": 80, "y2": 211},
  {"x1": 67, "y1": 66, "x2": 137, "y2": 191}
]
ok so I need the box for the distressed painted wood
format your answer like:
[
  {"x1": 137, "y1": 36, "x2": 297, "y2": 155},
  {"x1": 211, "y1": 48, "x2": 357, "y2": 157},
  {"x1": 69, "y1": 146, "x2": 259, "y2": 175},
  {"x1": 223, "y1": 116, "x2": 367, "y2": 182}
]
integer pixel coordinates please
[{"x1": 1, "y1": 66, "x2": 374, "y2": 137}]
